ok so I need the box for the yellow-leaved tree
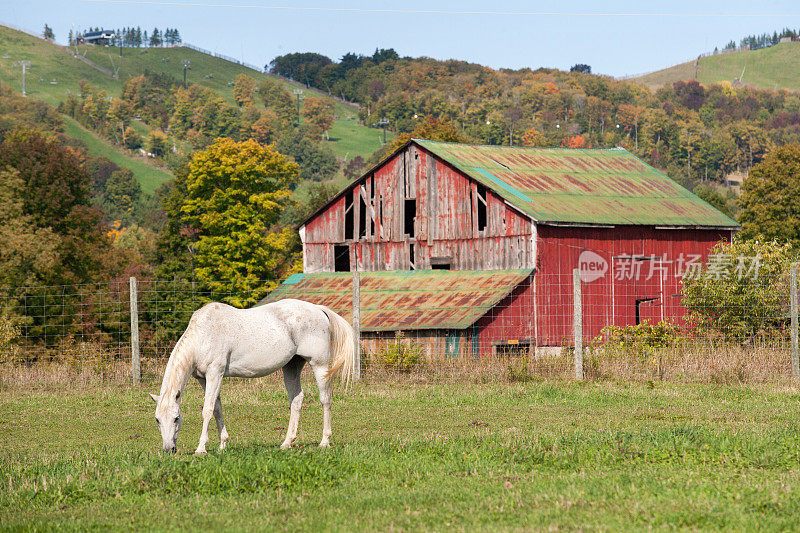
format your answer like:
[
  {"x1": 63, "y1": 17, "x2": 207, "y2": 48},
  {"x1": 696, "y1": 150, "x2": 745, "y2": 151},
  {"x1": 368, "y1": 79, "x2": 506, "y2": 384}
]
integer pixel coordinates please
[{"x1": 180, "y1": 138, "x2": 300, "y2": 307}]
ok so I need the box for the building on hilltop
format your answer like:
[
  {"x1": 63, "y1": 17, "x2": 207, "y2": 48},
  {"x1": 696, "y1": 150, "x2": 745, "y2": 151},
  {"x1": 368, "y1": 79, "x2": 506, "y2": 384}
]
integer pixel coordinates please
[
  {"x1": 78, "y1": 30, "x2": 116, "y2": 46},
  {"x1": 262, "y1": 140, "x2": 738, "y2": 359}
]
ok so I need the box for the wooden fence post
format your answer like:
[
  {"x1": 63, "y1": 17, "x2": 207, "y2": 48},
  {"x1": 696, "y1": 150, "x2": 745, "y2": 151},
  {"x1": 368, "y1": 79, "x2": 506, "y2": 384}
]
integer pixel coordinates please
[
  {"x1": 791, "y1": 264, "x2": 799, "y2": 380},
  {"x1": 129, "y1": 277, "x2": 140, "y2": 385},
  {"x1": 573, "y1": 268, "x2": 584, "y2": 380},
  {"x1": 352, "y1": 271, "x2": 361, "y2": 381}
]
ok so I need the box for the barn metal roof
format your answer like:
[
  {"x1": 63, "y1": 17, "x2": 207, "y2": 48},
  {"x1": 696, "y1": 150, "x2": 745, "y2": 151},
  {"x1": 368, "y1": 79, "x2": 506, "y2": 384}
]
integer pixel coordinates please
[
  {"x1": 259, "y1": 269, "x2": 532, "y2": 331},
  {"x1": 414, "y1": 140, "x2": 739, "y2": 228}
]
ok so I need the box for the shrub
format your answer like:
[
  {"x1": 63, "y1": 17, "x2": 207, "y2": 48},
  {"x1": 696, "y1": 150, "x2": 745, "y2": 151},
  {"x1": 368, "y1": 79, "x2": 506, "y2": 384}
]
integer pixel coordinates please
[
  {"x1": 0, "y1": 312, "x2": 22, "y2": 364},
  {"x1": 505, "y1": 356, "x2": 533, "y2": 383},
  {"x1": 681, "y1": 239, "x2": 796, "y2": 341},
  {"x1": 592, "y1": 321, "x2": 679, "y2": 379},
  {"x1": 377, "y1": 338, "x2": 422, "y2": 372}
]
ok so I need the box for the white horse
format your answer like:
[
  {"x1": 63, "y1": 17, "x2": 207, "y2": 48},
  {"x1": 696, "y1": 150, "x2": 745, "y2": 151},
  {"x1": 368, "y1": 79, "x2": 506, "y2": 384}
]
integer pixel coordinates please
[{"x1": 149, "y1": 298, "x2": 355, "y2": 455}]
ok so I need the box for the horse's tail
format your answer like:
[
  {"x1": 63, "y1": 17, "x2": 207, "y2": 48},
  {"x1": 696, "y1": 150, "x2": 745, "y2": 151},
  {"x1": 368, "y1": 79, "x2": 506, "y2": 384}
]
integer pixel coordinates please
[{"x1": 319, "y1": 306, "x2": 357, "y2": 386}]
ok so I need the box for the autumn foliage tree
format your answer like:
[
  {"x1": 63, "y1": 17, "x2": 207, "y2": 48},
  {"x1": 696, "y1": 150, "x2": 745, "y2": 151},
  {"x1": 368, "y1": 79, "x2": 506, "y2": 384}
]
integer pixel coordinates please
[
  {"x1": 302, "y1": 97, "x2": 335, "y2": 139},
  {"x1": 738, "y1": 144, "x2": 800, "y2": 246},
  {"x1": 521, "y1": 127, "x2": 545, "y2": 147},
  {"x1": 561, "y1": 135, "x2": 587, "y2": 148},
  {"x1": 233, "y1": 74, "x2": 256, "y2": 108},
  {"x1": 180, "y1": 138, "x2": 301, "y2": 306}
]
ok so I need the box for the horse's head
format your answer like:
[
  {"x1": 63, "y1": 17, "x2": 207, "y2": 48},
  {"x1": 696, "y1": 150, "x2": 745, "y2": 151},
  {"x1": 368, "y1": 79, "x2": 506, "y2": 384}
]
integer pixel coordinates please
[{"x1": 150, "y1": 390, "x2": 182, "y2": 453}]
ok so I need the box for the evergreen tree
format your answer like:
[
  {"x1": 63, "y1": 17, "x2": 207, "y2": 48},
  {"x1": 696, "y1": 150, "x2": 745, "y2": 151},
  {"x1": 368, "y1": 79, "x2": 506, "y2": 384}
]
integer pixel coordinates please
[
  {"x1": 135, "y1": 26, "x2": 142, "y2": 47},
  {"x1": 68, "y1": 29, "x2": 74, "y2": 46},
  {"x1": 149, "y1": 27, "x2": 162, "y2": 47},
  {"x1": 43, "y1": 24, "x2": 54, "y2": 40}
]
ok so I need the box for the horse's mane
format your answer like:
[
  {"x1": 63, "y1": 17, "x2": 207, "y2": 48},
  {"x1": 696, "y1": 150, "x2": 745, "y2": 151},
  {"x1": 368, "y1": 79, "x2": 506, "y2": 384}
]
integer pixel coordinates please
[{"x1": 158, "y1": 319, "x2": 198, "y2": 405}]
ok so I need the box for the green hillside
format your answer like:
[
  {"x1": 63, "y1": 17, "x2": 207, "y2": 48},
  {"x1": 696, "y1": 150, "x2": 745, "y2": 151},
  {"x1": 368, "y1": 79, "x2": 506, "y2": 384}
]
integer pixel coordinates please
[
  {"x1": 62, "y1": 116, "x2": 172, "y2": 195},
  {"x1": 0, "y1": 25, "x2": 387, "y2": 170},
  {"x1": 634, "y1": 41, "x2": 800, "y2": 91}
]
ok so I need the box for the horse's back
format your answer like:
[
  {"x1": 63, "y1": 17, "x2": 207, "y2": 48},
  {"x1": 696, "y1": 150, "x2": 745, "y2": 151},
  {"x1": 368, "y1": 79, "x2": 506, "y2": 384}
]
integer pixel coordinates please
[{"x1": 192, "y1": 299, "x2": 330, "y2": 378}]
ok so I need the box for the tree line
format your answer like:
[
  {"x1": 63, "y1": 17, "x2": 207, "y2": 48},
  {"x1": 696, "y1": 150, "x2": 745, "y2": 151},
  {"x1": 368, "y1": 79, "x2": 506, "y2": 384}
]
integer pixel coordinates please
[
  {"x1": 267, "y1": 50, "x2": 800, "y2": 200},
  {"x1": 721, "y1": 27, "x2": 799, "y2": 50},
  {"x1": 66, "y1": 26, "x2": 181, "y2": 47}
]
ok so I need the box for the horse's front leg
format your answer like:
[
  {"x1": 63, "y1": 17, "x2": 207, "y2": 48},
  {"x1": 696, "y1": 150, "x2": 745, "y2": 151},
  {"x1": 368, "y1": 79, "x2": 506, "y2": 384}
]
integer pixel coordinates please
[
  {"x1": 195, "y1": 369, "x2": 223, "y2": 455},
  {"x1": 197, "y1": 376, "x2": 229, "y2": 451}
]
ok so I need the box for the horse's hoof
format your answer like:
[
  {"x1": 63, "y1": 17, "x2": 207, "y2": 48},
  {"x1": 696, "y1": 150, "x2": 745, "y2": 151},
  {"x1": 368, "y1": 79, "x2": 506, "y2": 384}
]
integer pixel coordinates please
[
  {"x1": 194, "y1": 449, "x2": 207, "y2": 456},
  {"x1": 280, "y1": 442, "x2": 292, "y2": 450},
  {"x1": 319, "y1": 441, "x2": 330, "y2": 448}
]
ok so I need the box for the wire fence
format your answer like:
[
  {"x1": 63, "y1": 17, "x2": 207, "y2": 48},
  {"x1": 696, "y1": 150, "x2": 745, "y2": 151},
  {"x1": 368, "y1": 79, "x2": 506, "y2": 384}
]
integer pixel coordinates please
[{"x1": 1, "y1": 262, "x2": 799, "y2": 387}]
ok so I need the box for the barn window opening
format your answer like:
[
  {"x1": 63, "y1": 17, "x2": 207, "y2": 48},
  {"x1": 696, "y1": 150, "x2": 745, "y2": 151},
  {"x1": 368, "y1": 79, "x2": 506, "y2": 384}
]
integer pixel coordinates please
[
  {"x1": 404, "y1": 199, "x2": 416, "y2": 237},
  {"x1": 635, "y1": 297, "x2": 659, "y2": 325},
  {"x1": 344, "y1": 193, "x2": 354, "y2": 240},
  {"x1": 409, "y1": 242, "x2": 415, "y2": 270},
  {"x1": 431, "y1": 256, "x2": 451, "y2": 270},
  {"x1": 496, "y1": 340, "x2": 531, "y2": 358},
  {"x1": 334, "y1": 244, "x2": 350, "y2": 272},
  {"x1": 358, "y1": 191, "x2": 367, "y2": 239},
  {"x1": 379, "y1": 194, "x2": 384, "y2": 231},
  {"x1": 476, "y1": 184, "x2": 487, "y2": 232}
]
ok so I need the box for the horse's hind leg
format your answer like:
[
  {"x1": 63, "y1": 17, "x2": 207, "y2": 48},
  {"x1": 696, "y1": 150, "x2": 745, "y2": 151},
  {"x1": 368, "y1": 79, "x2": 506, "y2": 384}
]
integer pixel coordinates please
[
  {"x1": 308, "y1": 362, "x2": 333, "y2": 448},
  {"x1": 281, "y1": 355, "x2": 306, "y2": 450}
]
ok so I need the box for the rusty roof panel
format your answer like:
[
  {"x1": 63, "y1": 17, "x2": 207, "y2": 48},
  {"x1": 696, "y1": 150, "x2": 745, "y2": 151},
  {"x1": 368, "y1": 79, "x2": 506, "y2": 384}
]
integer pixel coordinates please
[
  {"x1": 415, "y1": 140, "x2": 738, "y2": 227},
  {"x1": 259, "y1": 269, "x2": 531, "y2": 331}
]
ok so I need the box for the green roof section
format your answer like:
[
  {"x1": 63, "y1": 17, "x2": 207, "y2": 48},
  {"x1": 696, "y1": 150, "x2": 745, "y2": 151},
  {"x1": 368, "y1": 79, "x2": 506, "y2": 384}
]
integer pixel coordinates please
[
  {"x1": 259, "y1": 269, "x2": 532, "y2": 331},
  {"x1": 414, "y1": 140, "x2": 739, "y2": 228}
]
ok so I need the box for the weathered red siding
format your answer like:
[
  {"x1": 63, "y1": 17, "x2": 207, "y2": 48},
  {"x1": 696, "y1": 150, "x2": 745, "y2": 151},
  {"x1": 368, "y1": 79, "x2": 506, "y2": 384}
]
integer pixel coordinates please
[
  {"x1": 473, "y1": 274, "x2": 536, "y2": 355},
  {"x1": 302, "y1": 145, "x2": 534, "y2": 272},
  {"x1": 534, "y1": 226, "x2": 734, "y2": 346}
]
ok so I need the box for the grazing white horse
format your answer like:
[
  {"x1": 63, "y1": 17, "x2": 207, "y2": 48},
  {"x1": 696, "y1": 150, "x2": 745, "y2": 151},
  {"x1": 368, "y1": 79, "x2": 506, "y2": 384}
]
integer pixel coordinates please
[{"x1": 149, "y1": 298, "x2": 355, "y2": 455}]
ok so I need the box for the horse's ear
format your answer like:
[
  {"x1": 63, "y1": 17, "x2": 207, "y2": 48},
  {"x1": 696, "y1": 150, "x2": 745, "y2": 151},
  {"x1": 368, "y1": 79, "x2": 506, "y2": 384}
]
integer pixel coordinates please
[
  {"x1": 149, "y1": 393, "x2": 159, "y2": 404},
  {"x1": 175, "y1": 390, "x2": 181, "y2": 401}
]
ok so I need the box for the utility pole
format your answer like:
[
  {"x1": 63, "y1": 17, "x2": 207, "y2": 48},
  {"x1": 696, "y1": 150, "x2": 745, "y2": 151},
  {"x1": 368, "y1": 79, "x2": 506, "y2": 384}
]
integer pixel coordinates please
[
  {"x1": 181, "y1": 60, "x2": 191, "y2": 87},
  {"x1": 17, "y1": 61, "x2": 30, "y2": 97},
  {"x1": 293, "y1": 89, "x2": 304, "y2": 126},
  {"x1": 377, "y1": 118, "x2": 389, "y2": 144}
]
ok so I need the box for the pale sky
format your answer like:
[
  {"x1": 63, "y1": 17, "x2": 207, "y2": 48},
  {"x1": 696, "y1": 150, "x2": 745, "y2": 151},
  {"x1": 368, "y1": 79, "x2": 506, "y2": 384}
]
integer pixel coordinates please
[{"x1": 4, "y1": 0, "x2": 800, "y2": 77}]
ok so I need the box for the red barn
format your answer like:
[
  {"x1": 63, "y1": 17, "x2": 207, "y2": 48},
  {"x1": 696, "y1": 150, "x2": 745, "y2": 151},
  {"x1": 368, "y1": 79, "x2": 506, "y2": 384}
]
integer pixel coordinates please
[{"x1": 262, "y1": 140, "x2": 738, "y2": 358}]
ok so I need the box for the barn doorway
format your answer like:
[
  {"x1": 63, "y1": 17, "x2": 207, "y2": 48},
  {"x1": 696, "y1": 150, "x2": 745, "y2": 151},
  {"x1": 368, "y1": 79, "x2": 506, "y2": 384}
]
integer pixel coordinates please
[{"x1": 334, "y1": 244, "x2": 350, "y2": 272}]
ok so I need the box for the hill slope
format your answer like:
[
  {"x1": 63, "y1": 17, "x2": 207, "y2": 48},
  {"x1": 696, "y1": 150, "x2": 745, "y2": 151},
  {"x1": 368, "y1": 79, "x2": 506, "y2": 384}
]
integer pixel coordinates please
[
  {"x1": 634, "y1": 41, "x2": 800, "y2": 91},
  {"x1": 0, "y1": 25, "x2": 387, "y2": 169}
]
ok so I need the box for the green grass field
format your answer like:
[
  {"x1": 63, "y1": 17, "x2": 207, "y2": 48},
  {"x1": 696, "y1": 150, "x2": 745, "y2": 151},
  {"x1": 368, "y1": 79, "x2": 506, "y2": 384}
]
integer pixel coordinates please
[
  {"x1": 62, "y1": 116, "x2": 172, "y2": 195},
  {"x1": 634, "y1": 41, "x2": 800, "y2": 91},
  {"x1": 3, "y1": 376, "x2": 800, "y2": 530}
]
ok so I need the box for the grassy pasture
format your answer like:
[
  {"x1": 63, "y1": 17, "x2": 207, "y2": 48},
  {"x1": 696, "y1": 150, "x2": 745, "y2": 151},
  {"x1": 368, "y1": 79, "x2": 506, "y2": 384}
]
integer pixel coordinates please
[
  {"x1": 2, "y1": 375, "x2": 800, "y2": 531},
  {"x1": 61, "y1": 116, "x2": 172, "y2": 195},
  {"x1": 634, "y1": 41, "x2": 800, "y2": 91}
]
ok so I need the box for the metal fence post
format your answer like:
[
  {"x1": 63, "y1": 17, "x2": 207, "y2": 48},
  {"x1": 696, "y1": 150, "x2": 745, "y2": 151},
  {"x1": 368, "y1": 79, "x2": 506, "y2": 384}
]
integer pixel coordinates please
[
  {"x1": 129, "y1": 277, "x2": 140, "y2": 385},
  {"x1": 573, "y1": 268, "x2": 584, "y2": 380},
  {"x1": 352, "y1": 271, "x2": 361, "y2": 381},
  {"x1": 791, "y1": 264, "x2": 799, "y2": 380}
]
